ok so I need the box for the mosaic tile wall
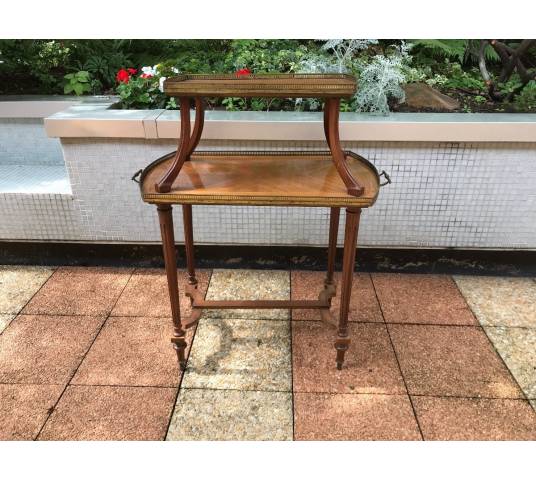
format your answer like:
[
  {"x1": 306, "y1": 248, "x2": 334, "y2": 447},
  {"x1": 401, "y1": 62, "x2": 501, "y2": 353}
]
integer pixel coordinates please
[
  {"x1": 0, "y1": 119, "x2": 64, "y2": 166},
  {"x1": 1, "y1": 137, "x2": 535, "y2": 249}
]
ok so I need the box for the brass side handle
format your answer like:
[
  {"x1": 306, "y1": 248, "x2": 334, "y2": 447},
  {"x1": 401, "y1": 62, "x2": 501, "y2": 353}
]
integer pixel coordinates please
[
  {"x1": 131, "y1": 169, "x2": 143, "y2": 184},
  {"x1": 379, "y1": 170, "x2": 391, "y2": 187}
]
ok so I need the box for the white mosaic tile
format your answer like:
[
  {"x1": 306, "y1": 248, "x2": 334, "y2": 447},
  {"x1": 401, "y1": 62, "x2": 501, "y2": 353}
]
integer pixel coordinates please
[{"x1": 1, "y1": 137, "x2": 535, "y2": 248}]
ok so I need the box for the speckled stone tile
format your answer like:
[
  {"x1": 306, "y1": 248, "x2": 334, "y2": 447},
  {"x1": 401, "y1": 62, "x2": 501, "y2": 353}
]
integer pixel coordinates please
[
  {"x1": 292, "y1": 322, "x2": 406, "y2": 394},
  {"x1": 111, "y1": 268, "x2": 211, "y2": 317},
  {"x1": 484, "y1": 326, "x2": 536, "y2": 399},
  {"x1": 413, "y1": 396, "x2": 536, "y2": 440},
  {"x1": 0, "y1": 314, "x2": 15, "y2": 334},
  {"x1": 294, "y1": 393, "x2": 421, "y2": 440},
  {"x1": 38, "y1": 385, "x2": 176, "y2": 440},
  {"x1": 72, "y1": 316, "x2": 193, "y2": 387},
  {"x1": 372, "y1": 273, "x2": 476, "y2": 325},
  {"x1": 182, "y1": 317, "x2": 291, "y2": 391},
  {"x1": 454, "y1": 276, "x2": 536, "y2": 327},
  {"x1": 203, "y1": 269, "x2": 289, "y2": 320},
  {"x1": 291, "y1": 271, "x2": 383, "y2": 323},
  {"x1": 167, "y1": 389, "x2": 292, "y2": 440},
  {"x1": 389, "y1": 324, "x2": 523, "y2": 398},
  {"x1": 0, "y1": 384, "x2": 64, "y2": 440},
  {"x1": 530, "y1": 399, "x2": 536, "y2": 412},
  {"x1": 0, "y1": 314, "x2": 106, "y2": 384},
  {"x1": 23, "y1": 266, "x2": 133, "y2": 316},
  {"x1": 0, "y1": 265, "x2": 54, "y2": 314}
]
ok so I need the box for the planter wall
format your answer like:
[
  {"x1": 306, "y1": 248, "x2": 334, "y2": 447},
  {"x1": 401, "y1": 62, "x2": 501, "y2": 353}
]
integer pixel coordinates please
[{"x1": 1, "y1": 100, "x2": 536, "y2": 250}]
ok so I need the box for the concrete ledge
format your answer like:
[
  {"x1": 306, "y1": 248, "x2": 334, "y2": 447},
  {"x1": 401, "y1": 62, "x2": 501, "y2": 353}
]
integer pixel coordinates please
[
  {"x1": 44, "y1": 104, "x2": 536, "y2": 142},
  {"x1": 0, "y1": 95, "x2": 117, "y2": 119}
]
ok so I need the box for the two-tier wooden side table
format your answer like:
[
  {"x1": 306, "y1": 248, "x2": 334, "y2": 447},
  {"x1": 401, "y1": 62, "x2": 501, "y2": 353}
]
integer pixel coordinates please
[{"x1": 134, "y1": 74, "x2": 388, "y2": 371}]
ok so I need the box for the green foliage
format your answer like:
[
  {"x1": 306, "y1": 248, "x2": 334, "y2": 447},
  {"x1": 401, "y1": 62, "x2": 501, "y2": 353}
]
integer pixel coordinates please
[
  {"x1": 1, "y1": 39, "x2": 534, "y2": 113},
  {"x1": 221, "y1": 97, "x2": 247, "y2": 111},
  {"x1": 441, "y1": 63, "x2": 486, "y2": 91},
  {"x1": 513, "y1": 81, "x2": 536, "y2": 111},
  {"x1": 63, "y1": 71, "x2": 92, "y2": 95},
  {"x1": 411, "y1": 40, "x2": 468, "y2": 63},
  {"x1": 115, "y1": 75, "x2": 169, "y2": 110}
]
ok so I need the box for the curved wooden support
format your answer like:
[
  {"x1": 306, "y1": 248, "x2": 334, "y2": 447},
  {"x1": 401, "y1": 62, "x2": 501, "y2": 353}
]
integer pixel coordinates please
[
  {"x1": 325, "y1": 98, "x2": 364, "y2": 197},
  {"x1": 186, "y1": 97, "x2": 205, "y2": 158},
  {"x1": 155, "y1": 97, "x2": 191, "y2": 193},
  {"x1": 323, "y1": 103, "x2": 331, "y2": 150},
  {"x1": 155, "y1": 97, "x2": 205, "y2": 193}
]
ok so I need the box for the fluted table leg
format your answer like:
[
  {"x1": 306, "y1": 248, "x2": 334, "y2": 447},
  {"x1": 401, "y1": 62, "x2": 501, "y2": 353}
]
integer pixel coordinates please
[
  {"x1": 335, "y1": 207, "x2": 361, "y2": 369},
  {"x1": 157, "y1": 204, "x2": 187, "y2": 371}
]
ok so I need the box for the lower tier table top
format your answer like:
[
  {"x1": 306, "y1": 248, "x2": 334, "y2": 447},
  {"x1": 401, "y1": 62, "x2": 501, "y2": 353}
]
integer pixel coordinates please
[{"x1": 139, "y1": 150, "x2": 380, "y2": 208}]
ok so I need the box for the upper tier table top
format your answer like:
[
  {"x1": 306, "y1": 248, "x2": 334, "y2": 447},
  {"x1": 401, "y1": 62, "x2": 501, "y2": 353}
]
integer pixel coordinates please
[
  {"x1": 140, "y1": 150, "x2": 379, "y2": 207},
  {"x1": 163, "y1": 74, "x2": 357, "y2": 98}
]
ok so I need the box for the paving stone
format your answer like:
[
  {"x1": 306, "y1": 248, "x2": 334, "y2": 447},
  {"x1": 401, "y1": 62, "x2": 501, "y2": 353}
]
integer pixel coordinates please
[
  {"x1": 291, "y1": 271, "x2": 383, "y2": 323},
  {"x1": 0, "y1": 265, "x2": 54, "y2": 314},
  {"x1": 294, "y1": 393, "x2": 421, "y2": 440},
  {"x1": 0, "y1": 384, "x2": 64, "y2": 440},
  {"x1": 530, "y1": 399, "x2": 536, "y2": 413},
  {"x1": 292, "y1": 322, "x2": 405, "y2": 394},
  {"x1": 111, "y1": 268, "x2": 211, "y2": 317},
  {"x1": 167, "y1": 389, "x2": 292, "y2": 440},
  {"x1": 203, "y1": 269, "x2": 289, "y2": 320},
  {"x1": 23, "y1": 266, "x2": 133, "y2": 316},
  {"x1": 413, "y1": 396, "x2": 536, "y2": 440},
  {"x1": 0, "y1": 314, "x2": 105, "y2": 384},
  {"x1": 372, "y1": 273, "x2": 476, "y2": 325},
  {"x1": 38, "y1": 385, "x2": 176, "y2": 440},
  {"x1": 484, "y1": 326, "x2": 536, "y2": 399},
  {"x1": 0, "y1": 314, "x2": 15, "y2": 334},
  {"x1": 389, "y1": 324, "x2": 523, "y2": 398},
  {"x1": 454, "y1": 276, "x2": 536, "y2": 327},
  {"x1": 182, "y1": 317, "x2": 291, "y2": 391},
  {"x1": 72, "y1": 316, "x2": 192, "y2": 387}
]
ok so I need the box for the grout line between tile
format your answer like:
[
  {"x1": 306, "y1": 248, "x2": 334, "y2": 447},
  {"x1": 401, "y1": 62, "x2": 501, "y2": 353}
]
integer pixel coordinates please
[
  {"x1": 289, "y1": 269, "x2": 295, "y2": 441},
  {"x1": 33, "y1": 268, "x2": 135, "y2": 441},
  {"x1": 0, "y1": 266, "x2": 59, "y2": 335},
  {"x1": 370, "y1": 274, "x2": 425, "y2": 441},
  {"x1": 450, "y1": 275, "x2": 532, "y2": 402},
  {"x1": 163, "y1": 269, "x2": 213, "y2": 440}
]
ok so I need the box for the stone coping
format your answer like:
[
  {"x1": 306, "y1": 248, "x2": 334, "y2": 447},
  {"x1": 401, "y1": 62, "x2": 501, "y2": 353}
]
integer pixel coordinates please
[
  {"x1": 32, "y1": 100, "x2": 536, "y2": 142},
  {"x1": 0, "y1": 96, "x2": 117, "y2": 119}
]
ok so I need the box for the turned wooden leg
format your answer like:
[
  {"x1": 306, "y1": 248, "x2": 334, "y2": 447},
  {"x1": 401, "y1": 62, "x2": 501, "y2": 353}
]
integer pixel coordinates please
[
  {"x1": 325, "y1": 207, "x2": 340, "y2": 290},
  {"x1": 157, "y1": 204, "x2": 187, "y2": 371},
  {"x1": 335, "y1": 207, "x2": 361, "y2": 370},
  {"x1": 182, "y1": 204, "x2": 197, "y2": 287}
]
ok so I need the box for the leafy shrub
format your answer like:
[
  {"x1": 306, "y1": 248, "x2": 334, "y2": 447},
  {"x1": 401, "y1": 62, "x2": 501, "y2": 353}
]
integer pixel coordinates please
[
  {"x1": 63, "y1": 71, "x2": 92, "y2": 95},
  {"x1": 513, "y1": 81, "x2": 536, "y2": 111}
]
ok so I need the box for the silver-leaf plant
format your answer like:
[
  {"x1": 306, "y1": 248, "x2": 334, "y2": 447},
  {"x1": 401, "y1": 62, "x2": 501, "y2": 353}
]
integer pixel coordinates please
[
  {"x1": 298, "y1": 39, "x2": 411, "y2": 115},
  {"x1": 354, "y1": 42, "x2": 411, "y2": 115}
]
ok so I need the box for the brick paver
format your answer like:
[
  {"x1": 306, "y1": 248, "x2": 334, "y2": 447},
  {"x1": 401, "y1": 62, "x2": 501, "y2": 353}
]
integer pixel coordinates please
[{"x1": 1, "y1": 265, "x2": 535, "y2": 440}]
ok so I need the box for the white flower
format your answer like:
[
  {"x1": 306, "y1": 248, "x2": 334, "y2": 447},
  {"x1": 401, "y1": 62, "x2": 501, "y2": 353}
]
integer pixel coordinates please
[
  {"x1": 159, "y1": 76, "x2": 167, "y2": 92},
  {"x1": 141, "y1": 66, "x2": 157, "y2": 76},
  {"x1": 172, "y1": 67, "x2": 179, "y2": 74}
]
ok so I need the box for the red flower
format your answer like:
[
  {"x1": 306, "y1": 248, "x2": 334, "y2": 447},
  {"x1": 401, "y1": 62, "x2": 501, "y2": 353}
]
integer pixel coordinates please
[
  {"x1": 236, "y1": 68, "x2": 251, "y2": 76},
  {"x1": 127, "y1": 68, "x2": 137, "y2": 75},
  {"x1": 140, "y1": 73, "x2": 154, "y2": 79},
  {"x1": 116, "y1": 69, "x2": 130, "y2": 84}
]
